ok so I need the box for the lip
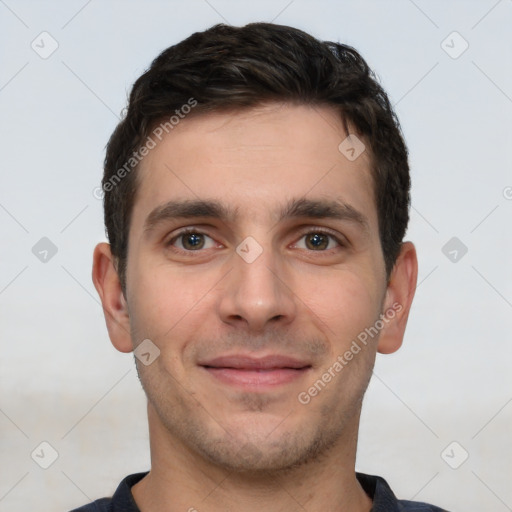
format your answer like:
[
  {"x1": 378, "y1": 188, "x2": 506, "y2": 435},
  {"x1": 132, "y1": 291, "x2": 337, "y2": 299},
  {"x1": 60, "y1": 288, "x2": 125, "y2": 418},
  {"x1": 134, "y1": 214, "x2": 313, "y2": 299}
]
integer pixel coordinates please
[{"x1": 199, "y1": 354, "x2": 312, "y2": 389}]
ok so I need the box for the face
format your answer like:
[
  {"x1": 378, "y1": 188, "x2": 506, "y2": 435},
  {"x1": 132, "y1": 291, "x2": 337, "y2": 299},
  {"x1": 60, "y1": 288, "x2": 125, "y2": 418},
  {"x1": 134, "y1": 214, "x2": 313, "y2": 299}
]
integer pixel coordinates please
[{"x1": 110, "y1": 103, "x2": 407, "y2": 472}]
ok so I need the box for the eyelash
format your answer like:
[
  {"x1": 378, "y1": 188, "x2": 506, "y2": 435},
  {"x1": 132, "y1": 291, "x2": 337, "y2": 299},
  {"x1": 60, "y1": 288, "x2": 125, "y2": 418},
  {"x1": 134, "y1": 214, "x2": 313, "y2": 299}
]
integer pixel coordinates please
[
  {"x1": 293, "y1": 227, "x2": 345, "y2": 251},
  {"x1": 165, "y1": 227, "x2": 345, "y2": 253},
  {"x1": 165, "y1": 228, "x2": 217, "y2": 253}
]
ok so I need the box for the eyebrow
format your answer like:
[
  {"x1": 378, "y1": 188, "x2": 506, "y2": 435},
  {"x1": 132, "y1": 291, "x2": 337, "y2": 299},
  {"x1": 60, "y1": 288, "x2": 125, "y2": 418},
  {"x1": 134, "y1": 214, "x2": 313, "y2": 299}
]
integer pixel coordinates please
[
  {"x1": 143, "y1": 197, "x2": 369, "y2": 236},
  {"x1": 280, "y1": 197, "x2": 369, "y2": 232}
]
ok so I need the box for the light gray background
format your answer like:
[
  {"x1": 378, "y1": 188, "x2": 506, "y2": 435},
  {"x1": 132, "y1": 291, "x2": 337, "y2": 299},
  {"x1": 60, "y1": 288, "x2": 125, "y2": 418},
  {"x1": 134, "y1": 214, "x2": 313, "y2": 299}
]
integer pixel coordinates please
[{"x1": 1, "y1": 1, "x2": 511, "y2": 511}]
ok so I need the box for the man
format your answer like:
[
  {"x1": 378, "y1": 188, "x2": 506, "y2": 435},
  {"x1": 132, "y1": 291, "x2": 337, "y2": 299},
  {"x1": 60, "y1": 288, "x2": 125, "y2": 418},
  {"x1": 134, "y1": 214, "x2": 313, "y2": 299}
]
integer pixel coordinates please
[{"x1": 75, "y1": 22, "x2": 448, "y2": 511}]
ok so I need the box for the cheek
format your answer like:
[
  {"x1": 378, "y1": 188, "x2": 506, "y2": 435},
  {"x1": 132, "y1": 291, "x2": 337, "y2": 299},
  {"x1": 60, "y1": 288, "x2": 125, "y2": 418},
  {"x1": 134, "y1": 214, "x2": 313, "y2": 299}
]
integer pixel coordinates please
[
  {"x1": 128, "y1": 274, "x2": 207, "y2": 387},
  {"x1": 299, "y1": 269, "x2": 383, "y2": 345},
  {"x1": 127, "y1": 263, "x2": 216, "y2": 343}
]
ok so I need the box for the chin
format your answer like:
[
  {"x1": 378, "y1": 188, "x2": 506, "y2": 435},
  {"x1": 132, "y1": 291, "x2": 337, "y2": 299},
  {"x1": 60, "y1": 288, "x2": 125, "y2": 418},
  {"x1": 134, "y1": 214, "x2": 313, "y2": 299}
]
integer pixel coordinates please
[{"x1": 187, "y1": 418, "x2": 344, "y2": 475}]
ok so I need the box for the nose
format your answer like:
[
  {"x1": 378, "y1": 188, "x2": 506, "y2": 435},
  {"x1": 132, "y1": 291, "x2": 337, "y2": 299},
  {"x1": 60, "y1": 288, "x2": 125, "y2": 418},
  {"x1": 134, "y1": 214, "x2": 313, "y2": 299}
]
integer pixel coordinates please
[{"x1": 217, "y1": 242, "x2": 297, "y2": 332}]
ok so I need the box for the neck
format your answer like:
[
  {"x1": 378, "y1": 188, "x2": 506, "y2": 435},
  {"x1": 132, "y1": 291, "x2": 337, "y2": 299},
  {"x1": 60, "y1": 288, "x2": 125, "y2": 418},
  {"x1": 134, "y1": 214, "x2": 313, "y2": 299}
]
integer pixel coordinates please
[{"x1": 132, "y1": 403, "x2": 372, "y2": 512}]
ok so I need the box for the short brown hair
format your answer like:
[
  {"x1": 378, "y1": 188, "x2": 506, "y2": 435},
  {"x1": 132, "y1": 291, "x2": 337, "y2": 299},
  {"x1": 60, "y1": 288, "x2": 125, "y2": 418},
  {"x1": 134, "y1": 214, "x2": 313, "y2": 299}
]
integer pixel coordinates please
[{"x1": 102, "y1": 22, "x2": 410, "y2": 296}]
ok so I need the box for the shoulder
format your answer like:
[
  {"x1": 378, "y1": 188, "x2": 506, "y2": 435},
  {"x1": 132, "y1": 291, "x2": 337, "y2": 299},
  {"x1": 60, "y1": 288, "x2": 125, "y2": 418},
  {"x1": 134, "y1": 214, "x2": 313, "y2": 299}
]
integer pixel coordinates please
[
  {"x1": 68, "y1": 497, "x2": 111, "y2": 512},
  {"x1": 67, "y1": 472, "x2": 148, "y2": 512},
  {"x1": 356, "y1": 472, "x2": 449, "y2": 512},
  {"x1": 396, "y1": 500, "x2": 447, "y2": 511}
]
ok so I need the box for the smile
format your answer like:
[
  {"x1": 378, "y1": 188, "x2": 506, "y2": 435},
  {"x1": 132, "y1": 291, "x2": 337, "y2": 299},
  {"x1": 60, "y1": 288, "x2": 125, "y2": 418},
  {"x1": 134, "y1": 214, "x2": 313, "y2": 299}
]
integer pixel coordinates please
[{"x1": 200, "y1": 354, "x2": 312, "y2": 389}]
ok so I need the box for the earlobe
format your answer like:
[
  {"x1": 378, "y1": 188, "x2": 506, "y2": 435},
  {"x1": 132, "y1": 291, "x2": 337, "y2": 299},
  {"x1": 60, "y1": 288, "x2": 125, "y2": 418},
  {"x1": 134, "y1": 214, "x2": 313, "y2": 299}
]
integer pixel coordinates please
[
  {"x1": 92, "y1": 242, "x2": 133, "y2": 353},
  {"x1": 377, "y1": 242, "x2": 418, "y2": 354}
]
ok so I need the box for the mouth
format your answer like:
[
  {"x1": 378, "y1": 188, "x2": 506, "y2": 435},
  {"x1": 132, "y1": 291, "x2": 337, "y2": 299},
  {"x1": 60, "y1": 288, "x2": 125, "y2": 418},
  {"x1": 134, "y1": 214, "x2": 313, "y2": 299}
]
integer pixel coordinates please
[{"x1": 199, "y1": 355, "x2": 312, "y2": 389}]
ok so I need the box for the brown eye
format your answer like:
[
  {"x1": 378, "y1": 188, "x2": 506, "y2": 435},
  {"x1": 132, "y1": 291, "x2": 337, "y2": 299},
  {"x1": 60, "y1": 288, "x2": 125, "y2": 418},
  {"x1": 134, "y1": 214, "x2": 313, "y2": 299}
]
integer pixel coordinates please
[
  {"x1": 168, "y1": 231, "x2": 215, "y2": 251},
  {"x1": 181, "y1": 233, "x2": 205, "y2": 250},
  {"x1": 295, "y1": 231, "x2": 340, "y2": 251},
  {"x1": 305, "y1": 233, "x2": 330, "y2": 250}
]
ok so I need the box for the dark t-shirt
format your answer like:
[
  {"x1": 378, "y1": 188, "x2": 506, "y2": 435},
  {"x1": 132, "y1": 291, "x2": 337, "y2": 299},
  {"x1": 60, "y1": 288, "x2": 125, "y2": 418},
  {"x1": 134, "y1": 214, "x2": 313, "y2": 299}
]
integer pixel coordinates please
[{"x1": 69, "y1": 472, "x2": 448, "y2": 511}]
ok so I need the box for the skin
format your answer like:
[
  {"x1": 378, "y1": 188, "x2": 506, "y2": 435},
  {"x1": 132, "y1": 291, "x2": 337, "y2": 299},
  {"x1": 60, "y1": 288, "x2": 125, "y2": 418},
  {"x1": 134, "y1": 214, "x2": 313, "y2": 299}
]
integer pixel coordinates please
[{"x1": 92, "y1": 102, "x2": 418, "y2": 512}]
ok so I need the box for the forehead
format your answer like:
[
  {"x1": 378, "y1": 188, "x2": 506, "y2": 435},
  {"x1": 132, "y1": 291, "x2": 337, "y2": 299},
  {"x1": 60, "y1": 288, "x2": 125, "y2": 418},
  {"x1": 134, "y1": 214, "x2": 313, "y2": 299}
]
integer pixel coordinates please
[{"x1": 130, "y1": 103, "x2": 376, "y2": 235}]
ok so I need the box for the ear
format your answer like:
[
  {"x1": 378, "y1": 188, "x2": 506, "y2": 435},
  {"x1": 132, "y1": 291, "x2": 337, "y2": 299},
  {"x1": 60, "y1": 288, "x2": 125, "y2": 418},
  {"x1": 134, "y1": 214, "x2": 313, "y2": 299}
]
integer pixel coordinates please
[
  {"x1": 377, "y1": 241, "x2": 418, "y2": 354},
  {"x1": 92, "y1": 242, "x2": 133, "y2": 353}
]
